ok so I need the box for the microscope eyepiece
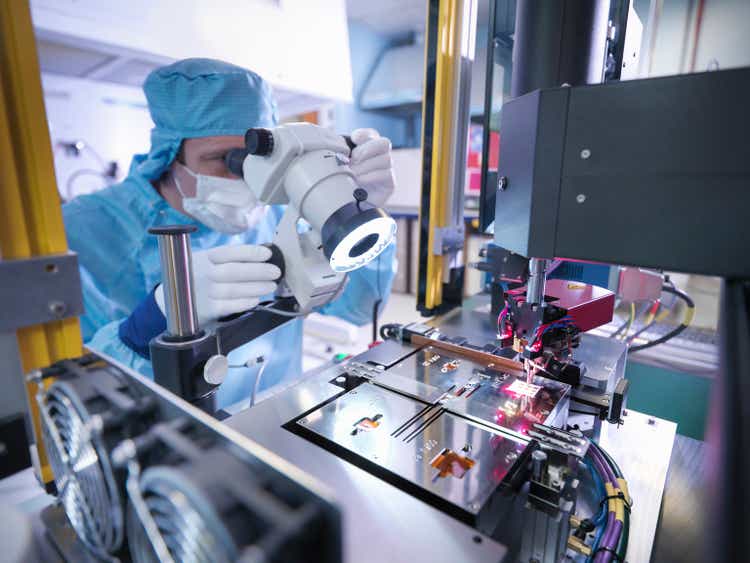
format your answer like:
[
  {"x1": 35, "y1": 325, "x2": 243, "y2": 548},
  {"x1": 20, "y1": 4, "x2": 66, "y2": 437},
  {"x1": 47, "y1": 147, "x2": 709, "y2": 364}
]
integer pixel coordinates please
[{"x1": 245, "y1": 128, "x2": 274, "y2": 156}]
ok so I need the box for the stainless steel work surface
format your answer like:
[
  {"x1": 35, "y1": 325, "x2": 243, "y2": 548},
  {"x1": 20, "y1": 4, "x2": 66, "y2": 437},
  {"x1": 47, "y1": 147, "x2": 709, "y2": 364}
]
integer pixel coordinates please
[
  {"x1": 297, "y1": 382, "x2": 528, "y2": 522},
  {"x1": 600, "y1": 410, "x2": 677, "y2": 563},
  {"x1": 227, "y1": 363, "x2": 675, "y2": 563},
  {"x1": 380, "y1": 345, "x2": 570, "y2": 438},
  {"x1": 225, "y1": 366, "x2": 508, "y2": 563}
]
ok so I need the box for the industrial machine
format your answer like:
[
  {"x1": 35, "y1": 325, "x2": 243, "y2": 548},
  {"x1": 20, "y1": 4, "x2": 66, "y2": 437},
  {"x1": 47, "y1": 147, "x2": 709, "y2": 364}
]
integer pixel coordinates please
[{"x1": 23, "y1": 354, "x2": 342, "y2": 563}]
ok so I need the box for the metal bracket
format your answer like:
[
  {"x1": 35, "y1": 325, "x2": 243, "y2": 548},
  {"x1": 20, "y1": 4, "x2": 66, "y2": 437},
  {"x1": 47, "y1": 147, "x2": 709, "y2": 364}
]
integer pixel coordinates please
[
  {"x1": 0, "y1": 253, "x2": 83, "y2": 331},
  {"x1": 432, "y1": 225, "x2": 465, "y2": 255}
]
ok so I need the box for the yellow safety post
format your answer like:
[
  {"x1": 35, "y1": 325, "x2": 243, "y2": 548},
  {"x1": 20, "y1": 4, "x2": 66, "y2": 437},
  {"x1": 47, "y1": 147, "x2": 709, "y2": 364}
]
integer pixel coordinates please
[
  {"x1": 420, "y1": 0, "x2": 464, "y2": 310},
  {"x1": 0, "y1": 0, "x2": 83, "y2": 485}
]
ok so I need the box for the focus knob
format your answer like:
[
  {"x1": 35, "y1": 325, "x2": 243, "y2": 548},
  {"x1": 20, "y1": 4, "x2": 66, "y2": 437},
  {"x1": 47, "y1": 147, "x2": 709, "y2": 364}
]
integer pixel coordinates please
[
  {"x1": 203, "y1": 354, "x2": 228, "y2": 385},
  {"x1": 245, "y1": 128, "x2": 274, "y2": 156}
]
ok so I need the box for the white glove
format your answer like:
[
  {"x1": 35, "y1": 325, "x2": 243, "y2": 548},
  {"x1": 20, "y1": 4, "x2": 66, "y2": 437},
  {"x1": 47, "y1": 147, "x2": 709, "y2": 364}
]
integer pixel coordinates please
[
  {"x1": 155, "y1": 244, "x2": 281, "y2": 325},
  {"x1": 349, "y1": 128, "x2": 395, "y2": 207}
]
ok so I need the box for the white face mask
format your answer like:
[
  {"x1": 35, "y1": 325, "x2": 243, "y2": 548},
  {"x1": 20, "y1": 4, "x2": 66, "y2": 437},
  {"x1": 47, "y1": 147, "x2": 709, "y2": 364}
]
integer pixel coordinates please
[{"x1": 173, "y1": 163, "x2": 257, "y2": 234}]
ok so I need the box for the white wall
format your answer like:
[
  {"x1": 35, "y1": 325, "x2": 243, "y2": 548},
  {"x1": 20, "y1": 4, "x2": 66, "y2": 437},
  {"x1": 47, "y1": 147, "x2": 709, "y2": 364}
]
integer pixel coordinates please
[
  {"x1": 31, "y1": 0, "x2": 353, "y2": 102},
  {"x1": 642, "y1": 0, "x2": 750, "y2": 77},
  {"x1": 42, "y1": 73, "x2": 152, "y2": 200}
]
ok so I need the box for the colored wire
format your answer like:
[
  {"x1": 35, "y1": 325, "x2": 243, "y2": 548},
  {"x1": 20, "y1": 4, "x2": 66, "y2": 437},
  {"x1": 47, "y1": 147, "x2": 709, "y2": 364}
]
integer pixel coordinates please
[
  {"x1": 629, "y1": 285, "x2": 695, "y2": 353},
  {"x1": 585, "y1": 451, "x2": 610, "y2": 562},
  {"x1": 610, "y1": 302, "x2": 636, "y2": 339},
  {"x1": 588, "y1": 441, "x2": 630, "y2": 563}
]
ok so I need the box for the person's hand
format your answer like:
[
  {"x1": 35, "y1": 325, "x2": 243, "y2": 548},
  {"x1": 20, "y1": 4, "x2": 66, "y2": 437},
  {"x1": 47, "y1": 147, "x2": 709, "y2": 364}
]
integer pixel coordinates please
[
  {"x1": 349, "y1": 128, "x2": 395, "y2": 207},
  {"x1": 156, "y1": 244, "x2": 280, "y2": 325}
]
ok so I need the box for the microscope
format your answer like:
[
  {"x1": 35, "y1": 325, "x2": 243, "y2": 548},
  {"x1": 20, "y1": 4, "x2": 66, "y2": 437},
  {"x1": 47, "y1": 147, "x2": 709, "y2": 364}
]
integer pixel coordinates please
[{"x1": 147, "y1": 123, "x2": 397, "y2": 411}]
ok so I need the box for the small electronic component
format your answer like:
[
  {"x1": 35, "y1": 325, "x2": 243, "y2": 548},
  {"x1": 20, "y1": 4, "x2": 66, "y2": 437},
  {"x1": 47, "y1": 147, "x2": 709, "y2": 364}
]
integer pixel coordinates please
[
  {"x1": 351, "y1": 414, "x2": 383, "y2": 435},
  {"x1": 430, "y1": 448, "x2": 476, "y2": 479}
]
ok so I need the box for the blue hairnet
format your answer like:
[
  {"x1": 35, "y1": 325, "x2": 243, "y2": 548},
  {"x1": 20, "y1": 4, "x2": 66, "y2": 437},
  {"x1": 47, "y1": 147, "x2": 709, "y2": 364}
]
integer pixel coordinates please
[{"x1": 136, "y1": 58, "x2": 278, "y2": 180}]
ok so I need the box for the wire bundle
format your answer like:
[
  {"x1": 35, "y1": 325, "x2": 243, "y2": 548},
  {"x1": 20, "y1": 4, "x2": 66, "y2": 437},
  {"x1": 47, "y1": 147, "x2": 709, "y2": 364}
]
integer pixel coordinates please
[
  {"x1": 609, "y1": 283, "x2": 695, "y2": 353},
  {"x1": 628, "y1": 284, "x2": 694, "y2": 352},
  {"x1": 585, "y1": 441, "x2": 630, "y2": 563},
  {"x1": 497, "y1": 287, "x2": 527, "y2": 335},
  {"x1": 530, "y1": 315, "x2": 575, "y2": 351}
]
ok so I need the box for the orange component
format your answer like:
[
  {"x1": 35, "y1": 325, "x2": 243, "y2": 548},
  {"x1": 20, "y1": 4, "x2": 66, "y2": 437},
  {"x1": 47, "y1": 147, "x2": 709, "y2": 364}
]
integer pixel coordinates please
[
  {"x1": 430, "y1": 448, "x2": 475, "y2": 479},
  {"x1": 351, "y1": 414, "x2": 383, "y2": 435}
]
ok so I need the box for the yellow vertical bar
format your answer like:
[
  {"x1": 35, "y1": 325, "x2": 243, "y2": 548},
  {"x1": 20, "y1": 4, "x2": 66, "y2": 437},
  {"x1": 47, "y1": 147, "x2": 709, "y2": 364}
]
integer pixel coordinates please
[
  {"x1": 424, "y1": 0, "x2": 463, "y2": 310},
  {"x1": 0, "y1": 0, "x2": 83, "y2": 485}
]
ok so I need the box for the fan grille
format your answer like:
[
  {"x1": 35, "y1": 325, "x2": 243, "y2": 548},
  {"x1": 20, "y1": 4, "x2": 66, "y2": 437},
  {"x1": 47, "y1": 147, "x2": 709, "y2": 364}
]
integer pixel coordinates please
[
  {"x1": 128, "y1": 467, "x2": 237, "y2": 563},
  {"x1": 40, "y1": 383, "x2": 123, "y2": 556}
]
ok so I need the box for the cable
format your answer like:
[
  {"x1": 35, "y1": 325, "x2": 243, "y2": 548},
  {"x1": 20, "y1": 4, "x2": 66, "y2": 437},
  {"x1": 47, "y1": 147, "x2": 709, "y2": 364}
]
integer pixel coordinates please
[
  {"x1": 372, "y1": 253, "x2": 383, "y2": 344},
  {"x1": 586, "y1": 441, "x2": 630, "y2": 563},
  {"x1": 249, "y1": 358, "x2": 268, "y2": 407},
  {"x1": 257, "y1": 277, "x2": 348, "y2": 318},
  {"x1": 379, "y1": 323, "x2": 401, "y2": 341},
  {"x1": 629, "y1": 285, "x2": 695, "y2": 353},
  {"x1": 65, "y1": 168, "x2": 108, "y2": 200},
  {"x1": 610, "y1": 303, "x2": 635, "y2": 340},
  {"x1": 254, "y1": 305, "x2": 308, "y2": 318},
  {"x1": 625, "y1": 281, "x2": 678, "y2": 345}
]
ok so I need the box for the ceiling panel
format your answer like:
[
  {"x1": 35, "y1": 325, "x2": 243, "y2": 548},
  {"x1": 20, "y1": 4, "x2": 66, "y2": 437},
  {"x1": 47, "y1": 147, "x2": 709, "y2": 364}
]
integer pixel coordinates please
[
  {"x1": 346, "y1": 0, "x2": 425, "y2": 35},
  {"x1": 97, "y1": 59, "x2": 161, "y2": 87},
  {"x1": 37, "y1": 39, "x2": 115, "y2": 77},
  {"x1": 347, "y1": 0, "x2": 491, "y2": 36}
]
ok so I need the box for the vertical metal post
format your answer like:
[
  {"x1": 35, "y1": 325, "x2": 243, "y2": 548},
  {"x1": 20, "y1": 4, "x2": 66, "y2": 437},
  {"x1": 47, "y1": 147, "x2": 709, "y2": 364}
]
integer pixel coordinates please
[
  {"x1": 418, "y1": 0, "x2": 477, "y2": 315},
  {"x1": 149, "y1": 226, "x2": 201, "y2": 339},
  {"x1": 0, "y1": 0, "x2": 83, "y2": 487},
  {"x1": 526, "y1": 258, "x2": 547, "y2": 305}
]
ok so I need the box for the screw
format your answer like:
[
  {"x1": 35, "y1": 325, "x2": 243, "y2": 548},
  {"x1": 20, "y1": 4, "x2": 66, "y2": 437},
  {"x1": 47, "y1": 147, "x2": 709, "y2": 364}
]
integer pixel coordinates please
[
  {"x1": 353, "y1": 188, "x2": 368, "y2": 202},
  {"x1": 576, "y1": 194, "x2": 587, "y2": 204},
  {"x1": 498, "y1": 176, "x2": 509, "y2": 191},
  {"x1": 48, "y1": 301, "x2": 67, "y2": 318},
  {"x1": 469, "y1": 502, "x2": 481, "y2": 511},
  {"x1": 299, "y1": 419, "x2": 308, "y2": 425},
  {"x1": 648, "y1": 417, "x2": 656, "y2": 425},
  {"x1": 580, "y1": 149, "x2": 591, "y2": 160},
  {"x1": 26, "y1": 369, "x2": 43, "y2": 383}
]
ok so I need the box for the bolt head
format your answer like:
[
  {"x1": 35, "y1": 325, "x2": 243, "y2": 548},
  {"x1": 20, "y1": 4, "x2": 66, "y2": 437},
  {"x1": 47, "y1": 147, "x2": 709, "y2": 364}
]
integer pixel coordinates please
[
  {"x1": 48, "y1": 301, "x2": 67, "y2": 318},
  {"x1": 498, "y1": 176, "x2": 508, "y2": 191},
  {"x1": 576, "y1": 194, "x2": 587, "y2": 204},
  {"x1": 580, "y1": 149, "x2": 591, "y2": 159}
]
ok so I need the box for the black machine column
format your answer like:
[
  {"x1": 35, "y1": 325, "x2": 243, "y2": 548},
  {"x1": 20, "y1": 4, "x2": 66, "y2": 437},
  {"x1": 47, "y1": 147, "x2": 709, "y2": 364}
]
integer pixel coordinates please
[{"x1": 511, "y1": 0, "x2": 611, "y2": 97}]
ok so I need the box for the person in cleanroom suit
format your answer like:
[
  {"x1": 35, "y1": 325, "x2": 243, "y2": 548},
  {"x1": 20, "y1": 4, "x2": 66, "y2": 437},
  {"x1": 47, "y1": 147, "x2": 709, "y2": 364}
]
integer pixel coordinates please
[{"x1": 63, "y1": 58, "x2": 396, "y2": 409}]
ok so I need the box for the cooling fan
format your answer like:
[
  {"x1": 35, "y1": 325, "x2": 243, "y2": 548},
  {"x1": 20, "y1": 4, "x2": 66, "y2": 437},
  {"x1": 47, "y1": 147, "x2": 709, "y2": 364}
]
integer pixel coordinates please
[
  {"x1": 126, "y1": 463, "x2": 240, "y2": 563},
  {"x1": 33, "y1": 355, "x2": 341, "y2": 562},
  {"x1": 35, "y1": 357, "x2": 154, "y2": 559},
  {"x1": 117, "y1": 421, "x2": 335, "y2": 563}
]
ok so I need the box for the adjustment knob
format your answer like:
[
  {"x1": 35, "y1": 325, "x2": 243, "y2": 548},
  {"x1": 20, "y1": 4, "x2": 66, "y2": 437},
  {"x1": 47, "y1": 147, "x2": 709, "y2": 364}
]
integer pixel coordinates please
[
  {"x1": 245, "y1": 128, "x2": 274, "y2": 156},
  {"x1": 203, "y1": 354, "x2": 229, "y2": 385}
]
